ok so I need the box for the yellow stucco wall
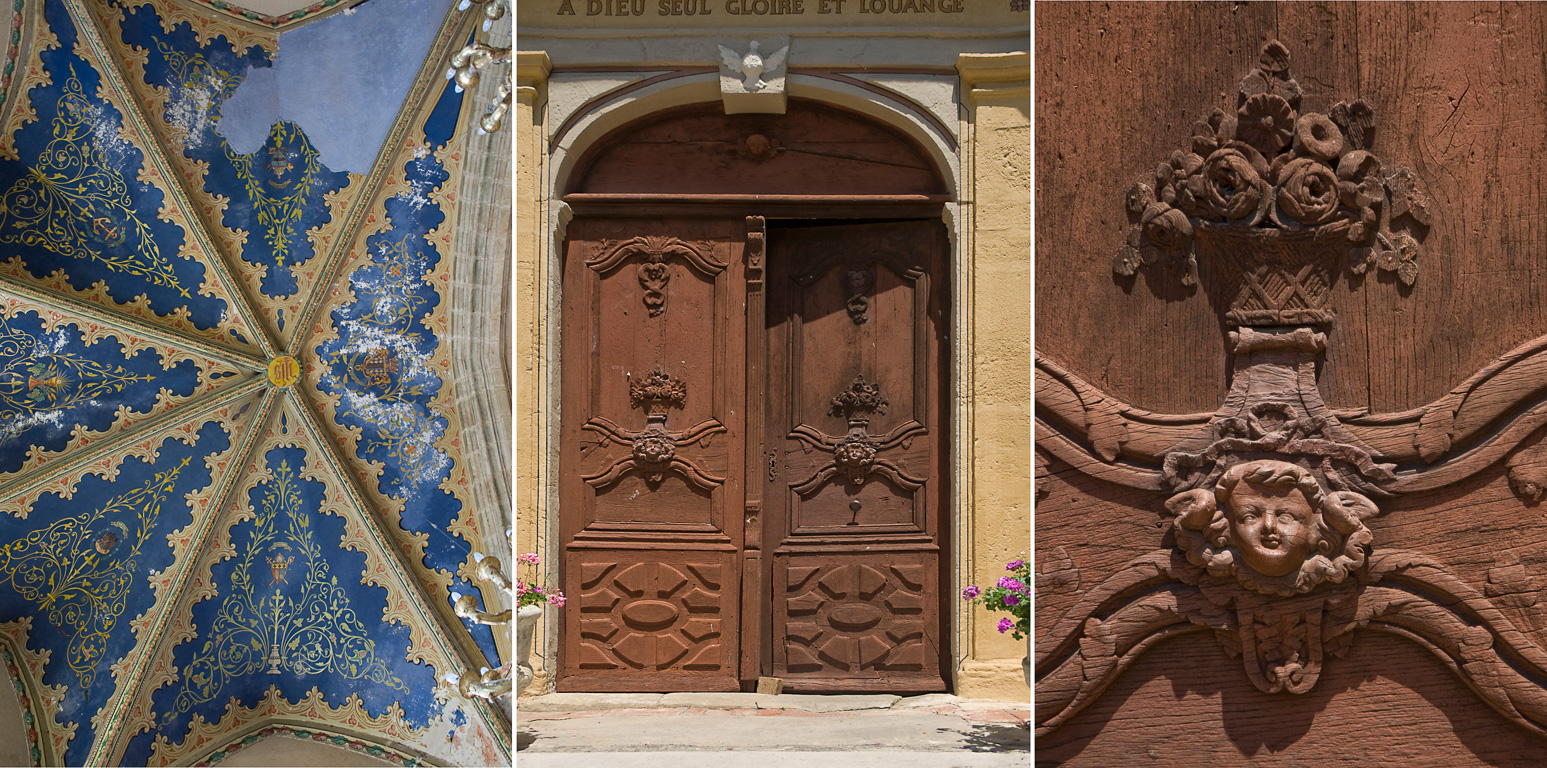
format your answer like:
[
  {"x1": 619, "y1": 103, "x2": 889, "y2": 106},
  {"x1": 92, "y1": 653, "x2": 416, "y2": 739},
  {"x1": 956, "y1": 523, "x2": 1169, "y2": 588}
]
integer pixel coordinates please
[
  {"x1": 513, "y1": 51, "x2": 553, "y2": 697},
  {"x1": 954, "y1": 52, "x2": 1031, "y2": 701},
  {"x1": 513, "y1": 46, "x2": 1030, "y2": 702}
]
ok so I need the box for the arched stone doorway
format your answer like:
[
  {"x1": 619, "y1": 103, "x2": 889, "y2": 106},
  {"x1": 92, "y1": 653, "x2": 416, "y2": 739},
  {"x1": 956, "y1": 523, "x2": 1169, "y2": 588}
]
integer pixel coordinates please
[{"x1": 556, "y1": 98, "x2": 954, "y2": 693}]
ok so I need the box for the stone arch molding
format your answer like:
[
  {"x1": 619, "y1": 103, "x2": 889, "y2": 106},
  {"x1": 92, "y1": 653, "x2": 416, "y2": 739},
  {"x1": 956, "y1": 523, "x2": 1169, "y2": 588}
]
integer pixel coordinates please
[
  {"x1": 1036, "y1": 39, "x2": 1547, "y2": 740},
  {"x1": 546, "y1": 70, "x2": 961, "y2": 210}
]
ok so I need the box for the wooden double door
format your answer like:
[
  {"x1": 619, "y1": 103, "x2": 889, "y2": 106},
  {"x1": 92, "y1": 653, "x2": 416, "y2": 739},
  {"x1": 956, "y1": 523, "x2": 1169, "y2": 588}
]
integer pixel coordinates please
[{"x1": 558, "y1": 214, "x2": 949, "y2": 693}]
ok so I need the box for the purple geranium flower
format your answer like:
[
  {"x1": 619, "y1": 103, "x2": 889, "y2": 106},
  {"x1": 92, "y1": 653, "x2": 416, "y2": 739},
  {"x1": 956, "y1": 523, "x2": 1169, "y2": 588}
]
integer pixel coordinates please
[
  {"x1": 962, "y1": 585, "x2": 982, "y2": 600},
  {"x1": 1004, "y1": 593, "x2": 1021, "y2": 607},
  {"x1": 997, "y1": 576, "x2": 1028, "y2": 593},
  {"x1": 997, "y1": 617, "x2": 1014, "y2": 633},
  {"x1": 1006, "y1": 559, "x2": 1026, "y2": 571}
]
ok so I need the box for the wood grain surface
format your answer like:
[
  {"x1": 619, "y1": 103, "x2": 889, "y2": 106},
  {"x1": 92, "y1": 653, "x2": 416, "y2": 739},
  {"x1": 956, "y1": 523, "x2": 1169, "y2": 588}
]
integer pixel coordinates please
[
  {"x1": 1037, "y1": 2, "x2": 1547, "y2": 415},
  {"x1": 1037, "y1": 3, "x2": 1547, "y2": 762}
]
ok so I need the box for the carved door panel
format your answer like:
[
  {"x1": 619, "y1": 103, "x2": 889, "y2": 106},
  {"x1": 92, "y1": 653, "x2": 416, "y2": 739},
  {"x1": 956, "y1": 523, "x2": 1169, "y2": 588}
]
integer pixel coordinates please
[
  {"x1": 1039, "y1": 11, "x2": 1547, "y2": 763},
  {"x1": 765, "y1": 220, "x2": 949, "y2": 692},
  {"x1": 559, "y1": 216, "x2": 745, "y2": 691}
]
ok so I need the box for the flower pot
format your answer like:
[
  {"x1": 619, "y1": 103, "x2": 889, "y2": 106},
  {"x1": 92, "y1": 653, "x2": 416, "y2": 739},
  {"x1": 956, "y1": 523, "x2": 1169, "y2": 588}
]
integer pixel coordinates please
[
  {"x1": 515, "y1": 604, "x2": 543, "y2": 696},
  {"x1": 1024, "y1": 636, "x2": 1031, "y2": 690}
]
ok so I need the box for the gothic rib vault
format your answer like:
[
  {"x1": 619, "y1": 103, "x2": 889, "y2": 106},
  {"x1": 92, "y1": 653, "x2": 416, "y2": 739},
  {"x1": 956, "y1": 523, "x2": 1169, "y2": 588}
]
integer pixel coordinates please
[{"x1": 0, "y1": 0, "x2": 510, "y2": 765}]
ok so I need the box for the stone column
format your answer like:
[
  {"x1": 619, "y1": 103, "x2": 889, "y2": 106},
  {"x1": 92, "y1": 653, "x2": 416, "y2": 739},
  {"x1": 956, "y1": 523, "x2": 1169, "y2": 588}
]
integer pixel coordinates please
[
  {"x1": 514, "y1": 49, "x2": 552, "y2": 698},
  {"x1": 955, "y1": 51, "x2": 1030, "y2": 701}
]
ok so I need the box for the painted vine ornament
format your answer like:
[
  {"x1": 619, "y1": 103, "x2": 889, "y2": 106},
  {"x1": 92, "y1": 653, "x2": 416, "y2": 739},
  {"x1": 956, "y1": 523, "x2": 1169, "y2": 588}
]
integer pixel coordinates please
[{"x1": 1114, "y1": 40, "x2": 1436, "y2": 310}]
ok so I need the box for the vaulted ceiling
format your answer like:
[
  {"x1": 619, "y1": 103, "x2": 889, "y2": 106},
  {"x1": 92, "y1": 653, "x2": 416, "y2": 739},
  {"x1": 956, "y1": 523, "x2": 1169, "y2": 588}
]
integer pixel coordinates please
[{"x1": 0, "y1": 0, "x2": 510, "y2": 765}]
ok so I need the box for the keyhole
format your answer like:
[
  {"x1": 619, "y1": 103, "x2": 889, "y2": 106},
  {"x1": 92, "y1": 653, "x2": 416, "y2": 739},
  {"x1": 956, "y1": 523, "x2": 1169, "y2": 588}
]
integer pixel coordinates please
[{"x1": 848, "y1": 498, "x2": 862, "y2": 525}]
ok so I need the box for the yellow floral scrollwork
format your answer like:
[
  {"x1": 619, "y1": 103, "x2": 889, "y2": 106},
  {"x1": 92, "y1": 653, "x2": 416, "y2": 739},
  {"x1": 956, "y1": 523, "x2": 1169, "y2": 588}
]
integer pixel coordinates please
[
  {"x1": 228, "y1": 121, "x2": 326, "y2": 266},
  {"x1": 154, "y1": 40, "x2": 245, "y2": 152},
  {"x1": 0, "y1": 457, "x2": 190, "y2": 691},
  {"x1": 0, "y1": 67, "x2": 186, "y2": 295},
  {"x1": 163, "y1": 456, "x2": 405, "y2": 725},
  {"x1": 0, "y1": 315, "x2": 155, "y2": 438}
]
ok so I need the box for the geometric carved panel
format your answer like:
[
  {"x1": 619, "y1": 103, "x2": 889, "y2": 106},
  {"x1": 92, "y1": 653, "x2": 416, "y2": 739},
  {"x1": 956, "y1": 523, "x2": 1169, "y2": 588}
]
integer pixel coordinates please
[
  {"x1": 576, "y1": 559, "x2": 726, "y2": 672},
  {"x1": 776, "y1": 555, "x2": 933, "y2": 678}
]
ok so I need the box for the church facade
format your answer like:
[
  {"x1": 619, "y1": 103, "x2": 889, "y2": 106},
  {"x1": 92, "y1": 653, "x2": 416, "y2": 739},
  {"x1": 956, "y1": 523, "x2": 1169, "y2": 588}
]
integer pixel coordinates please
[{"x1": 514, "y1": 2, "x2": 1031, "y2": 700}]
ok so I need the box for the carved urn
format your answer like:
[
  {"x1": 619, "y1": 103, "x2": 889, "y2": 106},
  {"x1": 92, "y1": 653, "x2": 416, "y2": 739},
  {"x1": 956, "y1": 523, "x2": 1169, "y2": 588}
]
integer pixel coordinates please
[
  {"x1": 515, "y1": 604, "x2": 543, "y2": 696},
  {"x1": 1023, "y1": 637, "x2": 1030, "y2": 690}
]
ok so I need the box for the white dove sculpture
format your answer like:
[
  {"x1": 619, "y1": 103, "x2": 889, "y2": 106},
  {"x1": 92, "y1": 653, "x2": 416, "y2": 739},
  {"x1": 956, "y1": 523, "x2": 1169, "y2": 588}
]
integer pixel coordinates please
[{"x1": 719, "y1": 41, "x2": 789, "y2": 93}]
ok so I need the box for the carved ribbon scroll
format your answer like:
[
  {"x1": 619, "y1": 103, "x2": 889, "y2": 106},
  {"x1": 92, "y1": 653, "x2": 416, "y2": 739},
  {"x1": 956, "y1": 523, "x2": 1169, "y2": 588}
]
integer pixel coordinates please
[
  {"x1": 788, "y1": 375, "x2": 925, "y2": 493},
  {"x1": 586, "y1": 235, "x2": 727, "y2": 317},
  {"x1": 581, "y1": 365, "x2": 726, "y2": 490}
]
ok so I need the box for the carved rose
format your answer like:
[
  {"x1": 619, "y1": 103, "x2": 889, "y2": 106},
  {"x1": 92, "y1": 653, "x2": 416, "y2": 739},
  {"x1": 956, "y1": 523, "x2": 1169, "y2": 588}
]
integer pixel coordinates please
[
  {"x1": 1292, "y1": 112, "x2": 1346, "y2": 162},
  {"x1": 1158, "y1": 151, "x2": 1205, "y2": 211},
  {"x1": 1141, "y1": 204, "x2": 1193, "y2": 249},
  {"x1": 1237, "y1": 93, "x2": 1295, "y2": 156},
  {"x1": 1190, "y1": 146, "x2": 1267, "y2": 222},
  {"x1": 1190, "y1": 108, "x2": 1238, "y2": 157},
  {"x1": 1275, "y1": 158, "x2": 1341, "y2": 227}
]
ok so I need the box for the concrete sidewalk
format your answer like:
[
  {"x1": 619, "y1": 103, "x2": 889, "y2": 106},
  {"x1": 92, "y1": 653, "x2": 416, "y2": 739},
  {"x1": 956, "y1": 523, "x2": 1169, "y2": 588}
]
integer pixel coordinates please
[
  {"x1": 515, "y1": 693, "x2": 1030, "y2": 766},
  {"x1": 516, "y1": 752, "x2": 1029, "y2": 767}
]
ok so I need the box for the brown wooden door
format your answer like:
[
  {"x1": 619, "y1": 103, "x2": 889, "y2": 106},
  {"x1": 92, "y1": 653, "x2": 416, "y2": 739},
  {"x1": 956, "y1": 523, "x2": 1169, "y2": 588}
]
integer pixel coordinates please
[
  {"x1": 764, "y1": 220, "x2": 950, "y2": 692},
  {"x1": 558, "y1": 216, "x2": 746, "y2": 691},
  {"x1": 559, "y1": 215, "x2": 947, "y2": 693}
]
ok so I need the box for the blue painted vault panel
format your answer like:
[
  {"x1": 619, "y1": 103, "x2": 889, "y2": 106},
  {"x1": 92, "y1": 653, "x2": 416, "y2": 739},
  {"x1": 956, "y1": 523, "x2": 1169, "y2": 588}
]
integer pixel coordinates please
[
  {"x1": 0, "y1": 421, "x2": 231, "y2": 767},
  {"x1": 125, "y1": 437, "x2": 437, "y2": 765},
  {"x1": 1, "y1": 0, "x2": 223, "y2": 329},
  {"x1": 0, "y1": 309, "x2": 203, "y2": 476},
  {"x1": 314, "y1": 75, "x2": 500, "y2": 666},
  {"x1": 0, "y1": 0, "x2": 504, "y2": 763},
  {"x1": 118, "y1": 6, "x2": 352, "y2": 306}
]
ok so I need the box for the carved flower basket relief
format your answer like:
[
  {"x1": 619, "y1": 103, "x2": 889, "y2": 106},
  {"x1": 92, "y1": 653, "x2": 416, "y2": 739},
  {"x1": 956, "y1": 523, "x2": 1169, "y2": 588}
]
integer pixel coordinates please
[
  {"x1": 1036, "y1": 35, "x2": 1547, "y2": 747},
  {"x1": 1115, "y1": 41, "x2": 1435, "y2": 327}
]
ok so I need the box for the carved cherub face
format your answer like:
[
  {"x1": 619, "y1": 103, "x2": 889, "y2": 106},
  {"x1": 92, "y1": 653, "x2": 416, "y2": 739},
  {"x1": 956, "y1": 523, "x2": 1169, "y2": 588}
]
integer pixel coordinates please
[
  {"x1": 1165, "y1": 458, "x2": 1379, "y2": 596},
  {"x1": 1223, "y1": 477, "x2": 1321, "y2": 577}
]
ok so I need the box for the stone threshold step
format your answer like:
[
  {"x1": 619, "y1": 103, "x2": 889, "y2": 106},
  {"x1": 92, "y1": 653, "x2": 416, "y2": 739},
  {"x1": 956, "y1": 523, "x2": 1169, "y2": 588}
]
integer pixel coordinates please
[{"x1": 516, "y1": 692, "x2": 1023, "y2": 714}]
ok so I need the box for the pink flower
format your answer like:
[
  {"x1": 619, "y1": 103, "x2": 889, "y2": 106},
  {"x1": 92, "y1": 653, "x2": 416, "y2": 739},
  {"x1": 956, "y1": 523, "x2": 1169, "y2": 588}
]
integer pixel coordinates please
[
  {"x1": 997, "y1": 576, "x2": 1028, "y2": 594},
  {"x1": 961, "y1": 585, "x2": 982, "y2": 600},
  {"x1": 514, "y1": 581, "x2": 529, "y2": 596},
  {"x1": 997, "y1": 617, "x2": 1014, "y2": 633},
  {"x1": 517, "y1": 552, "x2": 541, "y2": 565},
  {"x1": 1004, "y1": 593, "x2": 1021, "y2": 607},
  {"x1": 1006, "y1": 559, "x2": 1025, "y2": 571},
  {"x1": 547, "y1": 593, "x2": 567, "y2": 607}
]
